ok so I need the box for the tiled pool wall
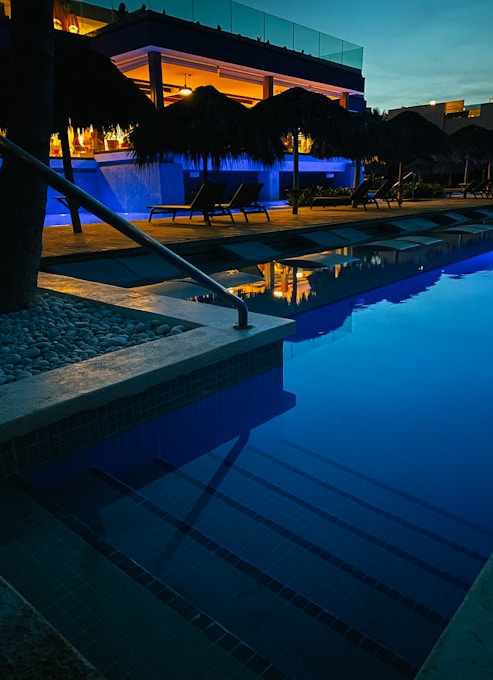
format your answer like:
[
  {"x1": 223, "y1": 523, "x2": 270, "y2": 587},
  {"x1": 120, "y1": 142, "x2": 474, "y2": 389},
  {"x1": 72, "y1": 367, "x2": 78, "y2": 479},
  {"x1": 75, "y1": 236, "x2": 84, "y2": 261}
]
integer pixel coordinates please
[{"x1": 0, "y1": 340, "x2": 283, "y2": 480}]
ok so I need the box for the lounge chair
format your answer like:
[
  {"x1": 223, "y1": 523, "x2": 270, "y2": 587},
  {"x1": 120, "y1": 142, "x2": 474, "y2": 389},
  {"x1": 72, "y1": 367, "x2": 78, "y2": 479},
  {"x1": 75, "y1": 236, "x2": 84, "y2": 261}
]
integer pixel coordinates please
[
  {"x1": 367, "y1": 178, "x2": 402, "y2": 208},
  {"x1": 147, "y1": 183, "x2": 227, "y2": 224},
  {"x1": 442, "y1": 179, "x2": 479, "y2": 198},
  {"x1": 212, "y1": 183, "x2": 270, "y2": 223},
  {"x1": 310, "y1": 179, "x2": 374, "y2": 210},
  {"x1": 471, "y1": 178, "x2": 492, "y2": 198}
]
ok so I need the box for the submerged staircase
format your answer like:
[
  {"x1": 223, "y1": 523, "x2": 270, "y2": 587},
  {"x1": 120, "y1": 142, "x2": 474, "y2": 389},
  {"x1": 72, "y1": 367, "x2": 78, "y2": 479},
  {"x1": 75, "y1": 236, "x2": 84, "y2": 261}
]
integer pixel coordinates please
[{"x1": 19, "y1": 435, "x2": 493, "y2": 680}]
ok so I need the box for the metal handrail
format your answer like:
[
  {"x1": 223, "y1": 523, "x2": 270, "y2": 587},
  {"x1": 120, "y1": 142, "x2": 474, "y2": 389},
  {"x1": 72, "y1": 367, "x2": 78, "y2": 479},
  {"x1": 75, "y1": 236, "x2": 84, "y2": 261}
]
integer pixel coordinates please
[{"x1": 0, "y1": 134, "x2": 251, "y2": 329}]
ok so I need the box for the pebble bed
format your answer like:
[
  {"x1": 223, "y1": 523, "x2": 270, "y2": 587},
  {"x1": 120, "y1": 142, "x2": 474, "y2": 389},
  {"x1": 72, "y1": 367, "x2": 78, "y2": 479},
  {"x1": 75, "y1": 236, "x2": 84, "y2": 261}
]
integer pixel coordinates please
[{"x1": 0, "y1": 291, "x2": 185, "y2": 386}]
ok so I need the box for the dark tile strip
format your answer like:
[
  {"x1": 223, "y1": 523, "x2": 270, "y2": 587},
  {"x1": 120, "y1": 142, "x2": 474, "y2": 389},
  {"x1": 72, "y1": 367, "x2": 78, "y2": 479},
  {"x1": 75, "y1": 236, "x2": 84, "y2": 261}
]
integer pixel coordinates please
[
  {"x1": 91, "y1": 466, "x2": 420, "y2": 678},
  {"x1": 201, "y1": 454, "x2": 472, "y2": 591},
  {"x1": 2, "y1": 341, "x2": 283, "y2": 480},
  {"x1": 247, "y1": 446, "x2": 487, "y2": 563},
  {"x1": 13, "y1": 475, "x2": 289, "y2": 680},
  {"x1": 283, "y1": 439, "x2": 493, "y2": 540},
  {"x1": 155, "y1": 458, "x2": 459, "y2": 622},
  {"x1": 209, "y1": 453, "x2": 472, "y2": 590}
]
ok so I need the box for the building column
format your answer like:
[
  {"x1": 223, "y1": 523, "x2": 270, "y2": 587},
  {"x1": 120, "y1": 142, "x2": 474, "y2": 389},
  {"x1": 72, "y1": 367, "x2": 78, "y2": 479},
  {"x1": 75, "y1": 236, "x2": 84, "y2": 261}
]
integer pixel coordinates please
[
  {"x1": 263, "y1": 75, "x2": 273, "y2": 99},
  {"x1": 148, "y1": 50, "x2": 164, "y2": 109},
  {"x1": 339, "y1": 92, "x2": 348, "y2": 109}
]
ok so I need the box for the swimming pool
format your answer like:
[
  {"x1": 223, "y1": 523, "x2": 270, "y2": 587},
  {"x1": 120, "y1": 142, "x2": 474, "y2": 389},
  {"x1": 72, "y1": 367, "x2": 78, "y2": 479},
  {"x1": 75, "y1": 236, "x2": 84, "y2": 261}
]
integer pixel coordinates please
[{"x1": 24, "y1": 249, "x2": 493, "y2": 679}]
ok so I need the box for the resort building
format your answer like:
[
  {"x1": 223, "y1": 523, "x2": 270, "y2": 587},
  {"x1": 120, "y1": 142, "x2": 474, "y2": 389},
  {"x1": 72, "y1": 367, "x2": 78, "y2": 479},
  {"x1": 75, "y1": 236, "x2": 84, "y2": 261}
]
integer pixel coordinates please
[
  {"x1": 387, "y1": 98, "x2": 493, "y2": 134},
  {"x1": 0, "y1": 0, "x2": 367, "y2": 212}
]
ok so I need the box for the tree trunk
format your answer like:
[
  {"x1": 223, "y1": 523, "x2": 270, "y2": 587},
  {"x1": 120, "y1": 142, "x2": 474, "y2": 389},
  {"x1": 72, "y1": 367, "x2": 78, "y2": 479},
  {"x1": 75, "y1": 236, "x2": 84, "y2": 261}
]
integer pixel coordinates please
[
  {"x1": 59, "y1": 123, "x2": 83, "y2": 233},
  {"x1": 202, "y1": 153, "x2": 208, "y2": 184},
  {"x1": 397, "y1": 161, "x2": 404, "y2": 206},
  {"x1": 353, "y1": 157, "x2": 361, "y2": 188},
  {"x1": 292, "y1": 128, "x2": 299, "y2": 215},
  {"x1": 0, "y1": 0, "x2": 54, "y2": 312},
  {"x1": 463, "y1": 156, "x2": 469, "y2": 185}
]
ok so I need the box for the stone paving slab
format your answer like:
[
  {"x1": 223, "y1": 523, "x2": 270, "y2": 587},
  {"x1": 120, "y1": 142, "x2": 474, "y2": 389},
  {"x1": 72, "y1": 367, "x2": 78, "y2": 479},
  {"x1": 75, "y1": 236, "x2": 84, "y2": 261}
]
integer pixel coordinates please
[
  {"x1": 0, "y1": 574, "x2": 104, "y2": 680},
  {"x1": 417, "y1": 554, "x2": 493, "y2": 679}
]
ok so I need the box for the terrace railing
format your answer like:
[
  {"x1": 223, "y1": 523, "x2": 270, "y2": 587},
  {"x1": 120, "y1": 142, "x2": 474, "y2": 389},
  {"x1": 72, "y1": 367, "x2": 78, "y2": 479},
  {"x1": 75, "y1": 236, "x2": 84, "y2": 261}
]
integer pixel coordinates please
[
  {"x1": 0, "y1": 134, "x2": 251, "y2": 329},
  {"x1": 82, "y1": 1, "x2": 364, "y2": 70}
]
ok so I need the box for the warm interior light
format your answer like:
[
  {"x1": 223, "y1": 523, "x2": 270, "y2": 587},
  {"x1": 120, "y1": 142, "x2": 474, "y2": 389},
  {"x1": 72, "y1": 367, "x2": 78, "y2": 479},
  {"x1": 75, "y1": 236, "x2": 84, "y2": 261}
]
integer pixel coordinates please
[
  {"x1": 67, "y1": 13, "x2": 80, "y2": 34},
  {"x1": 179, "y1": 74, "x2": 192, "y2": 96}
]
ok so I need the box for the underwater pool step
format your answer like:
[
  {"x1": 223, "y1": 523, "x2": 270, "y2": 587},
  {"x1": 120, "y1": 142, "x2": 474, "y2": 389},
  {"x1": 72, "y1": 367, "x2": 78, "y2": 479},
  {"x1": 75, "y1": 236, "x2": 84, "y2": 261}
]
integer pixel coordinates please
[
  {"x1": 111, "y1": 459, "x2": 448, "y2": 668},
  {"x1": 151, "y1": 453, "x2": 470, "y2": 622},
  {"x1": 90, "y1": 466, "x2": 421, "y2": 678},
  {"x1": 242, "y1": 443, "x2": 490, "y2": 573},
  {"x1": 58, "y1": 469, "x2": 289, "y2": 679},
  {"x1": 198, "y1": 443, "x2": 484, "y2": 590},
  {"x1": 11, "y1": 475, "x2": 264, "y2": 680},
  {"x1": 278, "y1": 439, "x2": 493, "y2": 554},
  {"x1": 175, "y1": 451, "x2": 473, "y2": 582}
]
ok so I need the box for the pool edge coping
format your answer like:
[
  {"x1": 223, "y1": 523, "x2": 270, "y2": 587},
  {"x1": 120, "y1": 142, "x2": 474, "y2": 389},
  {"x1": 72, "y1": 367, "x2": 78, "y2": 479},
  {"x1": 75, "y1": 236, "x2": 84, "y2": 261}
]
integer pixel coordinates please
[{"x1": 0, "y1": 273, "x2": 295, "y2": 444}]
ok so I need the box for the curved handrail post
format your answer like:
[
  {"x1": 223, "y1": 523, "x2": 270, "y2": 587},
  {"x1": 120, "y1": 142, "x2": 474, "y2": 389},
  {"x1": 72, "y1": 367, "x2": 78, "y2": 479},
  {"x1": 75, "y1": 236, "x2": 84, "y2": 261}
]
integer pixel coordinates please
[{"x1": 0, "y1": 135, "x2": 251, "y2": 329}]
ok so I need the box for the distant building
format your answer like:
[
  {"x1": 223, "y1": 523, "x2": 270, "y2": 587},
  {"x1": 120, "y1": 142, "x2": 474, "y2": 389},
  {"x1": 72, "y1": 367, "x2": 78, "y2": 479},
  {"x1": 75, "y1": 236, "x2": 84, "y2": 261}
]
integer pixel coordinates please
[{"x1": 387, "y1": 99, "x2": 493, "y2": 134}]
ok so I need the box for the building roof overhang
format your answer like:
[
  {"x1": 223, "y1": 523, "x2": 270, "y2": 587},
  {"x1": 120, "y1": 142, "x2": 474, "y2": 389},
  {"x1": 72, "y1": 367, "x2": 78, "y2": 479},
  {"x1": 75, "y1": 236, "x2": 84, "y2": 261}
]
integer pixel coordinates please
[{"x1": 89, "y1": 9, "x2": 365, "y2": 98}]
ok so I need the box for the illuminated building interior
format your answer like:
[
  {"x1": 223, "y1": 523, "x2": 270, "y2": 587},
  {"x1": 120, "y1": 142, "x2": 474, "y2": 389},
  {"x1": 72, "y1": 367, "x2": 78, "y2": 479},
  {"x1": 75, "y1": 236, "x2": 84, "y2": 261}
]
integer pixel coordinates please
[
  {"x1": 0, "y1": 0, "x2": 363, "y2": 156},
  {"x1": 0, "y1": 1, "x2": 365, "y2": 200}
]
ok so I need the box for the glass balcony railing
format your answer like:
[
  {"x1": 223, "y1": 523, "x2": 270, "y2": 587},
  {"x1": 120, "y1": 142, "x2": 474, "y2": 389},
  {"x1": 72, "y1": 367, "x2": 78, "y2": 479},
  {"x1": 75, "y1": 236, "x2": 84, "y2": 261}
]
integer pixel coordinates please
[
  {"x1": 78, "y1": 0, "x2": 364, "y2": 70},
  {"x1": 0, "y1": 1, "x2": 363, "y2": 70}
]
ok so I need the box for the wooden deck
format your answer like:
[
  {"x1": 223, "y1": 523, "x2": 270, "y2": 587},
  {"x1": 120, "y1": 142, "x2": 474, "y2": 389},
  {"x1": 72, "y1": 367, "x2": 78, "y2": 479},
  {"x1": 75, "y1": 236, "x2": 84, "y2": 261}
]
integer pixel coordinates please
[{"x1": 41, "y1": 197, "x2": 493, "y2": 261}]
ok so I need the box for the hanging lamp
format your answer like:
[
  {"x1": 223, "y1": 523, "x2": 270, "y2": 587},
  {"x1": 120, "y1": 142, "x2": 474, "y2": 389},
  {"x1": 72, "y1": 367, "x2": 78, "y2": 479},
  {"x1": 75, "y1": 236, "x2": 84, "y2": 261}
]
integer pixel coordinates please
[{"x1": 179, "y1": 74, "x2": 192, "y2": 96}]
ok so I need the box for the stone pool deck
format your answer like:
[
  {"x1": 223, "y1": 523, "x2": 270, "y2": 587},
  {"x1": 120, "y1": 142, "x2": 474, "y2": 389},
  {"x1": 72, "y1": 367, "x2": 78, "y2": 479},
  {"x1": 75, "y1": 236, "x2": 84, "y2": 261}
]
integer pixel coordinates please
[{"x1": 2, "y1": 196, "x2": 493, "y2": 678}]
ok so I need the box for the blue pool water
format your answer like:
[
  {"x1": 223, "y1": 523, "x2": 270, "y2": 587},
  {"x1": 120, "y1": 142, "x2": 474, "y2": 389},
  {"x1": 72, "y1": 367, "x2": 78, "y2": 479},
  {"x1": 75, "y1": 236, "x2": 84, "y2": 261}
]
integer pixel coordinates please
[{"x1": 26, "y1": 250, "x2": 493, "y2": 679}]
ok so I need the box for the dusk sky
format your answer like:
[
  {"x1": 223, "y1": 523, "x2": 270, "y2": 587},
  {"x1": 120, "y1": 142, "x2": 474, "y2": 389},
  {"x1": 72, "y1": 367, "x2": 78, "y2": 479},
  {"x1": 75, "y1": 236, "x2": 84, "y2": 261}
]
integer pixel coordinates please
[{"x1": 242, "y1": 0, "x2": 493, "y2": 113}]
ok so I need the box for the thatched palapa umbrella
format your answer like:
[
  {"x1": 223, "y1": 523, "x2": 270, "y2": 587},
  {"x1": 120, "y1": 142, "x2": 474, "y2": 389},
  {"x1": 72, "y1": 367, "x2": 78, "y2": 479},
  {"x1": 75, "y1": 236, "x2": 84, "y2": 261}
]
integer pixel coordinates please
[
  {"x1": 312, "y1": 109, "x2": 387, "y2": 189},
  {"x1": 52, "y1": 33, "x2": 155, "y2": 232},
  {"x1": 449, "y1": 124, "x2": 493, "y2": 183},
  {"x1": 0, "y1": 31, "x2": 155, "y2": 233},
  {"x1": 130, "y1": 85, "x2": 284, "y2": 183},
  {"x1": 383, "y1": 111, "x2": 450, "y2": 204},
  {"x1": 252, "y1": 87, "x2": 351, "y2": 214}
]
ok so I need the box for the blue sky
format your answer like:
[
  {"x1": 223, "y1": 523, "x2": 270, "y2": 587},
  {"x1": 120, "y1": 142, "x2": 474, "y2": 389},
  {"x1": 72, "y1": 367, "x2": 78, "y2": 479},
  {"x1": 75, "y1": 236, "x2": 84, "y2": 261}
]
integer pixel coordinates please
[{"x1": 242, "y1": 0, "x2": 493, "y2": 113}]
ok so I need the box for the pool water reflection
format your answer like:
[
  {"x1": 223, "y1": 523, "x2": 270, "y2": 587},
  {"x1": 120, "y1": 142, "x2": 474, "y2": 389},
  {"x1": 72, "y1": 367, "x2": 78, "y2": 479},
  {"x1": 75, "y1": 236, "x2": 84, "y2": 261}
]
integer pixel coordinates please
[
  {"x1": 25, "y1": 250, "x2": 493, "y2": 679},
  {"x1": 145, "y1": 220, "x2": 493, "y2": 321}
]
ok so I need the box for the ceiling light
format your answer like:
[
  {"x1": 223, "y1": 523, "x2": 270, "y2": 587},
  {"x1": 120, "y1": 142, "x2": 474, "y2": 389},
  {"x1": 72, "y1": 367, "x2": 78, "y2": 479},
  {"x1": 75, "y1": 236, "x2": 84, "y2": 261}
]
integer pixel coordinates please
[
  {"x1": 179, "y1": 74, "x2": 192, "y2": 95},
  {"x1": 67, "y1": 13, "x2": 79, "y2": 33}
]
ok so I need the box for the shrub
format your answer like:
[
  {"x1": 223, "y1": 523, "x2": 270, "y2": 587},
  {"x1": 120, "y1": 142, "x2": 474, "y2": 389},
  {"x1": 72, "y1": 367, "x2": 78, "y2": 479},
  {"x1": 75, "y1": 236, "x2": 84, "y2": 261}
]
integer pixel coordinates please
[
  {"x1": 400, "y1": 181, "x2": 444, "y2": 199},
  {"x1": 286, "y1": 185, "x2": 351, "y2": 206}
]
